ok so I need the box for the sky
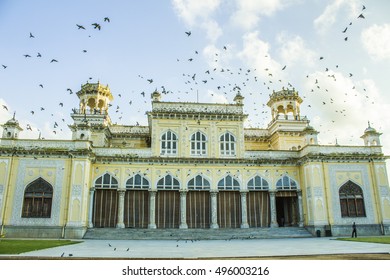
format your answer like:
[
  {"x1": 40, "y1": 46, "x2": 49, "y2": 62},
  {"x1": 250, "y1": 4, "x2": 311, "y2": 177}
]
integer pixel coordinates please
[{"x1": 1, "y1": 0, "x2": 390, "y2": 155}]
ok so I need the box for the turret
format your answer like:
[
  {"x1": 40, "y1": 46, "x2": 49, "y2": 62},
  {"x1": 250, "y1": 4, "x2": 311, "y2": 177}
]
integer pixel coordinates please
[
  {"x1": 361, "y1": 121, "x2": 382, "y2": 146},
  {"x1": 69, "y1": 82, "x2": 113, "y2": 145},
  {"x1": 267, "y1": 87, "x2": 302, "y2": 121},
  {"x1": 1, "y1": 113, "x2": 23, "y2": 139}
]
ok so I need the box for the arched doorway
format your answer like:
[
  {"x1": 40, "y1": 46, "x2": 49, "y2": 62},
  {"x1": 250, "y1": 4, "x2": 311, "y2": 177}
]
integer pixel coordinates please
[
  {"x1": 156, "y1": 174, "x2": 180, "y2": 228},
  {"x1": 92, "y1": 173, "x2": 118, "y2": 228},
  {"x1": 217, "y1": 175, "x2": 241, "y2": 228},
  {"x1": 187, "y1": 175, "x2": 211, "y2": 228},
  {"x1": 124, "y1": 174, "x2": 149, "y2": 228},
  {"x1": 275, "y1": 175, "x2": 299, "y2": 227},
  {"x1": 247, "y1": 175, "x2": 270, "y2": 227}
]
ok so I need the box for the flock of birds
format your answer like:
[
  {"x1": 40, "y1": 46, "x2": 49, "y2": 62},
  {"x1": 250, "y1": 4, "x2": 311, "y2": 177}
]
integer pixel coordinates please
[{"x1": 0, "y1": 4, "x2": 373, "y2": 143}]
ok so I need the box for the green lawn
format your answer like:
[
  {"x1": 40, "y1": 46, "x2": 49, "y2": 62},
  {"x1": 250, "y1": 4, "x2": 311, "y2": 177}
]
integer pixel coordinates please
[
  {"x1": 0, "y1": 239, "x2": 81, "y2": 254},
  {"x1": 337, "y1": 236, "x2": 390, "y2": 244}
]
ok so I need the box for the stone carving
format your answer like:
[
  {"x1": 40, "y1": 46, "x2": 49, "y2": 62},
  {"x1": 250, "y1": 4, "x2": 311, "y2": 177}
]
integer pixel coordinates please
[{"x1": 152, "y1": 102, "x2": 244, "y2": 115}]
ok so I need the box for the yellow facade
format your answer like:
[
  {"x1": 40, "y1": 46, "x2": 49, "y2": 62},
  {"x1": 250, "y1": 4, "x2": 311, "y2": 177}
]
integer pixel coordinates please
[{"x1": 0, "y1": 84, "x2": 389, "y2": 238}]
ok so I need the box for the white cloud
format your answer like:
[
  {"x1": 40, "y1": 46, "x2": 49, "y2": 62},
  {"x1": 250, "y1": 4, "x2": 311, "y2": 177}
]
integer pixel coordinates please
[
  {"x1": 276, "y1": 33, "x2": 317, "y2": 68},
  {"x1": 207, "y1": 90, "x2": 228, "y2": 103},
  {"x1": 314, "y1": 0, "x2": 360, "y2": 34},
  {"x1": 172, "y1": 0, "x2": 223, "y2": 43},
  {"x1": 302, "y1": 71, "x2": 390, "y2": 151},
  {"x1": 238, "y1": 31, "x2": 282, "y2": 79},
  {"x1": 201, "y1": 19, "x2": 223, "y2": 43},
  {"x1": 172, "y1": 0, "x2": 221, "y2": 26},
  {"x1": 231, "y1": 0, "x2": 287, "y2": 30},
  {"x1": 361, "y1": 24, "x2": 390, "y2": 61}
]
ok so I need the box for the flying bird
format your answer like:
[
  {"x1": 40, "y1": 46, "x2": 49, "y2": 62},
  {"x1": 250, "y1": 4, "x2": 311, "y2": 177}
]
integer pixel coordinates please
[
  {"x1": 104, "y1": 17, "x2": 110, "y2": 22},
  {"x1": 50, "y1": 59, "x2": 58, "y2": 63},
  {"x1": 358, "y1": 13, "x2": 365, "y2": 19},
  {"x1": 2, "y1": 105, "x2": 8, "y2": 111},
  {"x1": 1, "y1": 65, "x2": 6, "y2": 69},
  {"x1": 185, "y1": 31, "x2": 191, "y2": 36},
  {"x1": 92, "y1": 23, "x2": 101, "y2": 30},
  {"x1": 29, "y1": 32, "x2": 35, "y2": 38},
  {"x1": 282, "y1": 65, "x2": 286, "y2": 70},
  {"x1": 76, "y1": 24, "x2": 85, "y2": 29},
  {"x1": 342, "y1": 27, "x2": 348, "y2": 33}
]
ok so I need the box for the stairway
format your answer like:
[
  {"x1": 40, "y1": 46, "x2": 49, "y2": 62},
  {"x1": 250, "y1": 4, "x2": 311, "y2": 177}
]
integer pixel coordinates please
[{"x1": 83, "y1": 227, "x2": 313, "y2": 240}]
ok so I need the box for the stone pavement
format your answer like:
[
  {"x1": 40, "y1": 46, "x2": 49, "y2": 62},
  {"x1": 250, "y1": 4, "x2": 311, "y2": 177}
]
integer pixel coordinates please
[{"x1": 4, "y1": 237, "x2": 390, "y2": 259}]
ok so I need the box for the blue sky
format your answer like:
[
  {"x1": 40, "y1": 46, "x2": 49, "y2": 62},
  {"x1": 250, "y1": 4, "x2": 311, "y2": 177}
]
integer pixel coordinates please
[{"x1": 1, "y1": 0, "x2": 390, "y2": 154}]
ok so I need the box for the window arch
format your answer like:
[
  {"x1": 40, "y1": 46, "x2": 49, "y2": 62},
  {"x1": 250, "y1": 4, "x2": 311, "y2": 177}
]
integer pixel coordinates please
[
  {"x1": 339, "y1": 181, "x2": 366, "y2": 217},
  {"x1": 126, "y1": 174, "x2": 149, "y2": 189},
  {"x1": 247, "y1": 176, "x2": 269, "y2": 190},
  {"x1": 157, "y1": 174, "x2": 180, "y2": 190},
  {"x1": 161, "y1": 130, "x2": 178, "y2": 155},
  {"x1": 188, "y1": 175, "x2": 210, "y2": 190},
  {"x1": 218, "y1": 175, "x2": 240, "y2": 190},
  {"x1": 22, "y1": 177, "x2": 53, "y2": 218},
  {"x1": 95, "y1": 173, "x2": 118, "y2": 189},
  {"x1": 190, "y1": 131, "x2": 207, "y2": 155},
  {"x1": 220, "y1": 132, "x2": 236, "y2": 156},
  {"x1": 276, "y1": 175, "x2": 297, "y2": 190}
]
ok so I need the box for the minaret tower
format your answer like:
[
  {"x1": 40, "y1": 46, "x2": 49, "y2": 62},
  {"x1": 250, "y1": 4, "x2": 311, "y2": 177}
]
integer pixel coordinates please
[
  {"x1": 1, "y1": 112, "x2": 23, "y2": 139},
  {"x1": 266, "y1": 88, "x2": 312, "y2": 150},
  {"x1": 69, "y1": 81, "x2": 113, "y2": 146},
  {"x1": 361, "y1": 121, "x2": 382, "y2": 146}
]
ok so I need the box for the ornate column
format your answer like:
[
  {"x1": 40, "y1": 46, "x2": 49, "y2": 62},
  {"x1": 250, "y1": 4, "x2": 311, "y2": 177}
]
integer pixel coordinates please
[
  {"x1": 210, "y1": 191, "x2": 219, "y2": 229},
  {"x1": 179, "y1": 190, "x2": 188, "y2": 229},
  {"x1": 297, "y1": 190, "x2": 304, "y2": 227},
  {"x1": 116, "y1": 189, "x2": 126, "y2": 228},
  {"x1": 240, "y1": 190, "x2": 249, "y2": 228},
  {"x1": 269, "y1": 190, "x2": 278, "y2": 227},
  {"x1": 148, "y1": 190, "x2": 157, "y2": 229},
  {"x1": 88, "y1": 188, "x2": 95, "y2": 228}
]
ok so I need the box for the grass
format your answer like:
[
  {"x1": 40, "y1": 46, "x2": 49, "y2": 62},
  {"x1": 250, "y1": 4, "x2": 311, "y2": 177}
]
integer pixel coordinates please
[
  {"x1": 0, "y1": 239, "x2": 81, "y2": 254},
  {"x1": 336, "y1": 236, "x2": 390, "y2": 244}
]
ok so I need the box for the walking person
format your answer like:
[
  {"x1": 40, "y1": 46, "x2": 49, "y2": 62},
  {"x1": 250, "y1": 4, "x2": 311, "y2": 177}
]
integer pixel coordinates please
[{"x1": 351, "y1": 222, "x2": 357, "y2": 238}]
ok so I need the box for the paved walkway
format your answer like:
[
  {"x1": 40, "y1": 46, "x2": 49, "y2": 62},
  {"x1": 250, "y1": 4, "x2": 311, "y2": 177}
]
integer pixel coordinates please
[{"x1": 4, "y1": 237, "x2": 390, "y2": 259}]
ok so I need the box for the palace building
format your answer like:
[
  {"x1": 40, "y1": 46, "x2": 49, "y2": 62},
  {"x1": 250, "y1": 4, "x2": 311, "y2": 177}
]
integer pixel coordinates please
[{"x1": 0, "y1": 82, "x2": 389, "y2": 239}]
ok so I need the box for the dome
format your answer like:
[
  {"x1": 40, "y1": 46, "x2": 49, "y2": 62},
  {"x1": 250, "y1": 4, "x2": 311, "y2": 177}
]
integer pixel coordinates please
[{"x1": 364, "y1": 121, "x2": 377, "y2": 133}]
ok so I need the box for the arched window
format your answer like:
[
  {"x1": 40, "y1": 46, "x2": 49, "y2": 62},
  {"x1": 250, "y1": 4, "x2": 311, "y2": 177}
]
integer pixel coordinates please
[
  {"x1": 126, "y1": 174, "x2": 149, "y2": 189},
  {"x1": 188, "y1": 175, "x2": 210, "y2": 190},
  {"x1": 95, "y1": 173, "x2": 118, "y2": 189},
  {"x1": 161, "y1": 130, "x2": 178, "y2": 155},
  {"x1": 220, "y1": 132, "x2": 236, "y2": 156},
  {"x1": 339, "y1": 181, "x2": 366, "y2": 217},
  {"x1": 247, "y1": 176, "x2": 269, "y2": 190},
  {"x1": 218, "y1": 175, "x2": 240, "y2": 190},
  {"x1": 157, "y1": 174, "x2": 180, "y2": 190},
  {"x1": 22, "y1": 178, "x2": 53, "y2": 218},
  {"x1": 276, "y1": 175, "x2": 297, "y2": 190},
  {"x1": 190, "y1": 131, "x2": 207, "y2": 156}
]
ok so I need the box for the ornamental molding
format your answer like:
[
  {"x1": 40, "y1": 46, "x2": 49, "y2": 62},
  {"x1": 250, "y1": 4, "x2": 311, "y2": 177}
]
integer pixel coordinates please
[
  {"x1": 328, "y1": 164, "x2": 375, "y2": 225},
  {"x1": 151, "y1": 102, "x2": 244, "y2": 115},
  {"x1": 10, "y1": 159, "x2": 65, "y2": 226},
  {"x1": 109, "y1": 125, "x2": 149, "y2": 135}
]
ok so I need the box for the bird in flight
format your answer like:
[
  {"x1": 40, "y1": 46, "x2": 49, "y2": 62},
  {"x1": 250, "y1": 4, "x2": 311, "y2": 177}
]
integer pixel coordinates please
[
  {"x1": 76, "y1": 24, "x2": 85, "y2": 30},
  {"x1": 50, "y1": 59, "x2": 58, "y2": 63},
  {"x1": 2, "y1": 105, "x2": 8, "y2": 111},
  {"x1": 92, "y1": 23, "x2": 101, "y2": 30},
  {"x1": 185, "y1": 31, "x2": 191, "y2": 36},
  {"x1": 147, "y1": 79, "x2": 153, "y2": 84},
  {"x1": 1, "y1": 65, "x2": 7, "y2": 69},
  {"x1": 104, "y1": 17, "x2": 110, "y2": 22},
  {"x1": 358, "y1": 13, "x2": 365, "y2": 19},
  {"x1": 29, "y1": 32, "x2": 35, "y2": 38}
]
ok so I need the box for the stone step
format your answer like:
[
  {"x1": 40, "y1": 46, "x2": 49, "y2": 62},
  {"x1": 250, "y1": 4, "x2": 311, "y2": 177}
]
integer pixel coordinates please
[{"x1": 83, "y1": 227, "x2": 313, "y2": 240}]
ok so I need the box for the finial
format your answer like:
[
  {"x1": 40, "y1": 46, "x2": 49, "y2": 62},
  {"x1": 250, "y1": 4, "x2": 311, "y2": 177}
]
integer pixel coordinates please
[
  {"x1": 12, "y1": 111, "x2": 16, "y2": 120},
  {"x1": 368, "y1": 120, "x2": 371, "y2": 128}
]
